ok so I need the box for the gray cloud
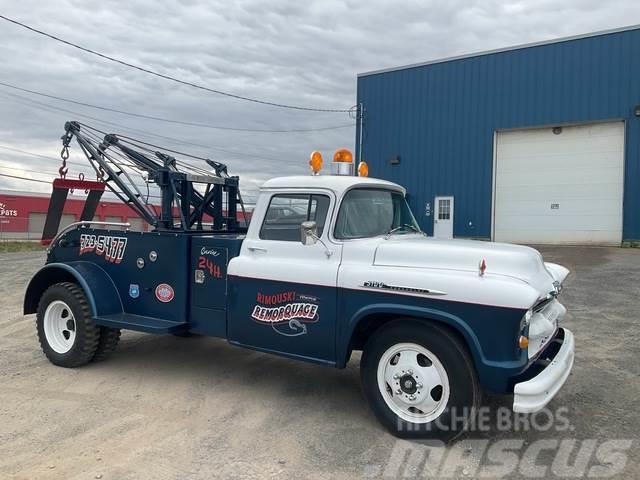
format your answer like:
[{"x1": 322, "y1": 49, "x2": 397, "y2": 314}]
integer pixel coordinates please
[{"x1": 1, "y1": 0, "x2": 639, "y2": 203}]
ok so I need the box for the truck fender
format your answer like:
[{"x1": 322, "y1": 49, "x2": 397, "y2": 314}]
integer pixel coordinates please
[
  {"x1": 544, "y1": 262, "x2": 570, "y2": 285},
  {"x1": 24, "y1": 262, "x2": 123, "y2": 317},
  {"x1": 339, "y1": 303, "x2": 486, "y2": 369}
]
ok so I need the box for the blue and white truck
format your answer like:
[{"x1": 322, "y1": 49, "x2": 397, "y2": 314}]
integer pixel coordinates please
[{"x1": 24, "y1": 122, "x2": 575, "y2": 440}]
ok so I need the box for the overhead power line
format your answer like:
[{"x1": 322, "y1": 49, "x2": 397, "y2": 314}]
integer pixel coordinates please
[
  {"x1": 0, "y1": 15, "x2": 354, "y2": 113},
  {"x1": 0, "y1": 142, "x2": 95, "y2": 179},
  {"x1": 0, "y1": 97, "x2": 299, "y2": 203},
  {"x1": 0, "y1": 164, "x2": 163, "y2": 196},
  {"x1": 0, "y1": 81, "x2": 355, "y2": 133},
  {"x1": 0, "y1": 161, "x2": 65, "y2": 178},
  {"x1": 0, "y1": 172, "x2": 163, "y2": 201},
  {"x1": 0, "y1": 92, "x2": 287, "y2": 163},
  {"x1": 0, "y1": 172, "x2": 51, "y2": 184},
  {"x1": 0, "y1": 144, "x2": 59, "y2": 162}
]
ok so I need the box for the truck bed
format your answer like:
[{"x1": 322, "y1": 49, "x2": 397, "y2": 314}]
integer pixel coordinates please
[{"x1": 47, "y1": 228, "x2": 245, "y2": 336}]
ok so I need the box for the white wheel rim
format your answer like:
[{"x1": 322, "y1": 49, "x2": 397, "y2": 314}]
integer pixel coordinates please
[
  {"x1": 43, "y1": 300, "x2": 76, "y2": 354},
  {"x1": 376, "y1": 342, "x2": 450, "y2": 424}
]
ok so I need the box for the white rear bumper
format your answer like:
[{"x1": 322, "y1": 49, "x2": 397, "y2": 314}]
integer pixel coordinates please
[{"x1": 513, "y1": 328, "x2": 575, "y2": 413}]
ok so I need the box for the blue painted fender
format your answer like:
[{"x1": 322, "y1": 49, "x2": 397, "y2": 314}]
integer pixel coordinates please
[
  {"x1": 24, "y1": 261, "x2": 122, "y2": 317},
  {"x1": 340, "y1": 302, "x2": 486, "y2": 367},
  {"x1": 338, "y1": 300, "x2": 529, "y2": 393}
]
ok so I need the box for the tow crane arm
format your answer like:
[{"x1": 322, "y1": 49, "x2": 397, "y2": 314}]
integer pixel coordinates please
[{"x1": 59, "y1": 121, "x2": 246, "y2": 232}]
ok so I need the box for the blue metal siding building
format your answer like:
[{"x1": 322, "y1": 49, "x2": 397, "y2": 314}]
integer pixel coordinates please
[{"x1": 356, "y1": 26, "x2": 640, "y2": 242}]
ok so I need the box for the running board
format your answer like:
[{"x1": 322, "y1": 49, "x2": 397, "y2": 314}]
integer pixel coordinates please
[{"x1": 94, "y1": 313, "x2": 187, "y2": 334}]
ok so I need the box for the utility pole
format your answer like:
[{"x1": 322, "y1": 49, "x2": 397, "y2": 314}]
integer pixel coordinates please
[{"x1": 357, "y1": 102, "x2": 365, "y2": 166}]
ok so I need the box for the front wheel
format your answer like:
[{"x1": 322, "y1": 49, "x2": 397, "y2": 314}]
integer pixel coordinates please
[
  {"x1": 36, "y1": 282, "x2": 100, "y2": 368},
  {"x1": 360, "y1": 320, "x2": 480, "y2": 441}
]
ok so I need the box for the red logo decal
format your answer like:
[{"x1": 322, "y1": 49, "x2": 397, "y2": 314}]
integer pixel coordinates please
[
  {"x1": 155, "y1": 283, "x2": 175, "y2": 303},
  {"x1": 251, "y1": 291, "x2": 319, "y2": 325},
  {"x1": 197, "y1": 256, "x2": 222, "y2": 279},
  {"x1": 79, "y1": 234, "x2": 127, "y2": 264}
]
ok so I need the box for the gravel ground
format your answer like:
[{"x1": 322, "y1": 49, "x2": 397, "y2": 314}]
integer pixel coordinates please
[{"x1": 0, "y1": 246, "x2": 638, "y2": 479}]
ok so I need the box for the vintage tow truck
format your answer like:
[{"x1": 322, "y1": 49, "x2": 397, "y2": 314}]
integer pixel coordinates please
[{"x1": 24, "y1": 122, "x2": 575, "y2": 440}]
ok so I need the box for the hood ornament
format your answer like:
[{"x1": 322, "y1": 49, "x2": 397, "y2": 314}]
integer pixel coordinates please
[{"x1": 479, "y1": 259, "x2": 487, "y2": 276}]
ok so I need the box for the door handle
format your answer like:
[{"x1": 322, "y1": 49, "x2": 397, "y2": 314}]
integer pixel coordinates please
[{"x1": 247, "y1": 246, "x2": 267, "y2": 253}]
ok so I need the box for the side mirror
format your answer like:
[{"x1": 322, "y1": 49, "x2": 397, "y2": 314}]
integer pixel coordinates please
[{"x1": 300, "y1": 220, "x2": 318, "y2": 245}]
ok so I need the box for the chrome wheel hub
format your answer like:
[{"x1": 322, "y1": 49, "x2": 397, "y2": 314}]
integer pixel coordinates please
[
  {"x1": 399, "y1": 374, "x2": 418, "y2": 394},
  {"x1": 43, "y1": 300, "x2": 76, "y2": 354},
  {"x1": 377, "y1": 343, "x2": 450, "y2": 424}
]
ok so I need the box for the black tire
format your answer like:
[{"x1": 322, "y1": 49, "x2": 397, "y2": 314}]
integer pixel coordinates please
[
  {"x1": 92, "y1": 327, "x2": 122, "y2": 362},
  {"x1": 360, "y1": 319, "x2": 481, "y2": 441},
  {"x1": 36, "y1": 282, "x2": 100, "y2": 368}
]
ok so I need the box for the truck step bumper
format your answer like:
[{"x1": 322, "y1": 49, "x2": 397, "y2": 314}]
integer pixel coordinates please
[
  {"x1": 513, "y1": 328, "x2": 575, "y2": 413},
  {"x1": 95, "y1": 313, "x2": 187, "y2": 334}
]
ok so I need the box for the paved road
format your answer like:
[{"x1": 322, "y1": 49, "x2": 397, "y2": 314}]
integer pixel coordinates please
[{"x1": 0, "y1": 247, "x2": 638, "y2": 479}]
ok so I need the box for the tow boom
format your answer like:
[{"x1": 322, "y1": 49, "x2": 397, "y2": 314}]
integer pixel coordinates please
[{"x1": 60, "y1": 121, "x2": 246, "y2": 232}]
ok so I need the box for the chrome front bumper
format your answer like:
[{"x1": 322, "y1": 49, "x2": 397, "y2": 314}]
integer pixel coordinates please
[{"x1": 513, "y1": 328, "x2": 575, "y2": 413}]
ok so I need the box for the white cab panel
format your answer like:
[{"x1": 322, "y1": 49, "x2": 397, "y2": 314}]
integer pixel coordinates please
[{"x1": 228, "y1": 188, "x2": 342, "y2": 286}]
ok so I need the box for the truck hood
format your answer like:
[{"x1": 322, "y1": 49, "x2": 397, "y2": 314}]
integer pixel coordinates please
[{"x1": 373, "y1": 236, "x2": 568, "y2": 297}]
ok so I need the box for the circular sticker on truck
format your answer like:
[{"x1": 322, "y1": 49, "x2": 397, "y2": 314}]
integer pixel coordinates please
[{"x1": 155, "y1": 283, "x2": 175, "y2": 303}]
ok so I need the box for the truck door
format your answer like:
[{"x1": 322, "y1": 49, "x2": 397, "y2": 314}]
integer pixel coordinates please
[
  {"x1": 189, "y1": 237, "x2": 242, "y2": 337},
  {"x1": 227, "y1": 191, "x2": 341, "y2": 364}
]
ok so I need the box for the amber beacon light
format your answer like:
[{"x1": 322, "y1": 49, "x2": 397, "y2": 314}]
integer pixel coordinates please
[
  {"x1": 519, "y1": 335, "x2": 529, "y2": 349},
  {"x1": 309, "y1": 151, "x2": 323, "y2": 175},
  {"x1": 332, "y1": 148, "x2": 354, "y2": 175},
  {"x1": 333, "y1": 148, "x2": 353, "y2": 163},
  {"x1": 358, "y1": 161, "x2": 369, "y2": 177}
]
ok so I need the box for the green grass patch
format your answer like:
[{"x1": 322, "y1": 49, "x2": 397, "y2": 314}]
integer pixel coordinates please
[{"x1": 0, "y1": 241, "x2": 46, "y2": 253}]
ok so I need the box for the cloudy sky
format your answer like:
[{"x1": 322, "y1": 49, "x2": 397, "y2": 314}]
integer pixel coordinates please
[{"x1": 1, "y1": 0, "x2": 639, "y2": 203}]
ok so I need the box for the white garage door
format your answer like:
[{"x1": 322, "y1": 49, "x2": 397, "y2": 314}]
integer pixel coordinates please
[
  {"x1": 28, "y1": 213, "x2": 76, "y2": 237},
  {"x1": 127, "y1": 217, "x2": 145, "y2": 231},
  {"x1": 494, "y1": 122, "x2": 624, "y2": 245}
]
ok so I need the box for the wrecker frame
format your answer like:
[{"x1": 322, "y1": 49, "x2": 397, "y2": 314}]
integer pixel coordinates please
[{"x1": 43, "y1": 121, "x2": 247, "y2": 244}]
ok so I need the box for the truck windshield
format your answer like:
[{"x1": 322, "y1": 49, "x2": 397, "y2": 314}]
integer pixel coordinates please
[{"x1": 334, "y1": 188, "x2": 421, "y2": 239}]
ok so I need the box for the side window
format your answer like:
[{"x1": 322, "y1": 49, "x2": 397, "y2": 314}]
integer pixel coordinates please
[
  {"x1": 260, "y1": 194, "x2": 330, "y2": 241},
  {"x1": 438, "y1": 199, "x2": 451, "y2": 220}
]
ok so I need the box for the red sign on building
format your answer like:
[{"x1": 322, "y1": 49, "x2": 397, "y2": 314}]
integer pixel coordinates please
[{"x1": 0, "y1": 190, "x2": 149, "y2": 240}]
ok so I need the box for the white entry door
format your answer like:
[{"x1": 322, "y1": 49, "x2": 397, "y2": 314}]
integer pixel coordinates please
[{"x1": 434, "y1": 196, "x2": 454, "y2": 239}]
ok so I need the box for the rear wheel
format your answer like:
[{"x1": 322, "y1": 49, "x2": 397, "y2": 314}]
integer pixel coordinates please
[
  {"x1": 92, "y1": 327, "x2": 122, "y2": 362},
  {"x1": 36, "y1": 282, "x2": 100, "y2": 368},
  {"x1": 361, "y1": 320, "x2": 480, "y2": 441}
]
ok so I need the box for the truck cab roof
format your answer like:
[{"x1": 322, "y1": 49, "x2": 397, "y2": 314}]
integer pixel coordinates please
[{"x1": 260, "y1": 175, "x2": 405, "y2": 196}]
